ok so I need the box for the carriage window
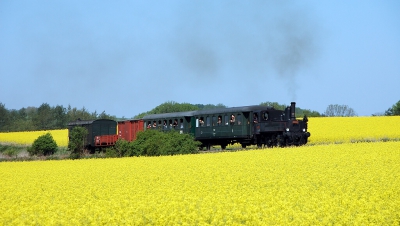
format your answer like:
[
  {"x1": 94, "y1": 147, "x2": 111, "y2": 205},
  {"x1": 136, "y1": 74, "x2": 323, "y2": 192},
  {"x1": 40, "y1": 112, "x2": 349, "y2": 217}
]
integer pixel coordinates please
[
  {"x1": 152, "y1": 121, "x2": 157, "y2": 128},
  {"x1": 163, "y1": 120, "x2": 167, "y2": 128},
  {"x1": 172, "y1": 119, "x2": 178, "y2": 128},
  {"x1": 263, "y1": 112, "x2": 269, "y2": 120},
  {"x1": 217, "y1": 115, "x2": 222, "y2": 126},
  {"x1": 224, "y1": 115, "x2": 229, "y2": 125},
  {"x1": 230, "y1": 114, "x2": 235, "y2": 125},
  {"x1": 237, "y1": 114, "x2": 242, "y2": 125},
  {"x1": 212, "y1": 116, "x2": 216, "y2": 126},
  {"x1": 180, "y1": 118, "x2": 184, "y2": 128},
  {"x1": 206, "y1": 116, "x2": 210, "y2": 127},
  {"x1": 147, "y1": 121, "x2": 152, "y2": 128},
  {"x1": 169, "y1": 119, "x2": 173, "y2": 128},
  {"x1": 253, "y1": 113, "x2": 258, "y2": 123},
  {"x1": 199, "y1": 117, "x2": 204, "y2": 127}
]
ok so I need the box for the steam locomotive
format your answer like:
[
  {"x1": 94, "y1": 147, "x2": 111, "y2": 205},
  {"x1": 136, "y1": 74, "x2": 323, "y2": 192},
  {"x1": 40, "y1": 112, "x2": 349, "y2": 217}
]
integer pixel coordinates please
[{"x1": 67, "y1": 102, "x2": 310, "y2": 150}]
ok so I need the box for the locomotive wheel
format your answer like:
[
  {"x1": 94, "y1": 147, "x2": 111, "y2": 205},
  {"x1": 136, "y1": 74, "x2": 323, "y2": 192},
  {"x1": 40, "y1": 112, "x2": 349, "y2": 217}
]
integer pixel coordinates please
[
  {"x1": 221, "y1": 144, "x2": 227, "y2": 150},
  {"x1": 277, "y1": 135, "x2": 286, "y2": 147},
  {"x1": 241, "y1": 144, "x2": 247, "y2": 149}
]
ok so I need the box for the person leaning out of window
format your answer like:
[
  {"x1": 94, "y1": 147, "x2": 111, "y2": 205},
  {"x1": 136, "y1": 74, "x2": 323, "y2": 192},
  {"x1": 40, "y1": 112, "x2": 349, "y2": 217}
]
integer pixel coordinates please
[{"x1": 230, "y1": 114, "x2": 235, "y2": 125}]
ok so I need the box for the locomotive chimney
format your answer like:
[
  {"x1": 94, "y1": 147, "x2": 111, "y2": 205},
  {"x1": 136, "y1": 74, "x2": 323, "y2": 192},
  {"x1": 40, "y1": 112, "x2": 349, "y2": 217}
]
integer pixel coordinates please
[{"x1": 290, "y1": 102, "x2": 296, "y2": 120}]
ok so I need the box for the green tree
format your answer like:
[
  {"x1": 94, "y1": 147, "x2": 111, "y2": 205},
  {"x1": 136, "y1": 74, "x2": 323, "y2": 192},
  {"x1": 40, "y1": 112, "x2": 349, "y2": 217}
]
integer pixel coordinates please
[
  {"x1": 134, "y1": 101, "x2": 200, "y2": 118},
  {"x1": 299, "y1": 109, "x2": 321, "y2": 117},
  {"x1": 33, "y1": 103, "x2": 53, "y2": 130},
  {"x1": 385, "y1": 100, "x2": 400, "y2": 116},
  {"x1": 0, "y1": 102, "x2": 9, "y2": 131},
  {"x1": 68, "y1": 126, "x2": 88, "y2": 158},
  {"x1": 260, "y1": 101, "x2": 321, "y2": 117},
  {"x1": 259, "y1": 101, "x2": 286, "y2": 110},
  {"x1": 66, "y1": 105, "x2": 94, "y2": 122},
  {"x1": 98, "y1": 110, "x2": 116, "y2": 120},
  {"x1": 28, "y1": 133, "x2": 58, "y2": 156},
  {"x1": 53, "y1": 105, "x2": 67, "y2": 129}
]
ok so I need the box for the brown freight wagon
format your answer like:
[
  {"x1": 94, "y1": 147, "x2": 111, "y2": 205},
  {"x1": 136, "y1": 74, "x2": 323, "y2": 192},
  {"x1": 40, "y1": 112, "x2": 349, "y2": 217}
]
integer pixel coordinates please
[{"x1": 117, "y1": 119, "x2": 144, "y2": 142}]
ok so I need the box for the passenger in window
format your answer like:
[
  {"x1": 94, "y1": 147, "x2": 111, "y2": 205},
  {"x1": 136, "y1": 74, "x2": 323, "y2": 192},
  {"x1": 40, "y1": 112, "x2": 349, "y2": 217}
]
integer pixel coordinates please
[
  {"x1": 147, "y1": 122, "x2": 152, "y2": 129},
  {"x1": 163, "y1": 120, "x2": 167, "y2": 128},
  {"x1": 153, "y1": 121, "x2": 157, "y2": 128},
  {"x1": 217, "y1": 116, "x2": 222, "y2": 125},
  {"x1": 199, "y1": 118, "x2": 204, "y2": 126},
  {"x1": 173, "y1": 119, "x2": 178, "y2": 128},
  {"x1": 253, "y1": 113, "x2": 258, "y2": 123},
  {"x1": 230, "y1": 114, "x2": 235, "y2": 125}
]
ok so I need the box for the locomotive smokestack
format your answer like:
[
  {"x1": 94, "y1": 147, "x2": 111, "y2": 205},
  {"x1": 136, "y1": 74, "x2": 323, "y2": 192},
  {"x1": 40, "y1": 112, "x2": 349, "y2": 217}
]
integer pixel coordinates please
[{"x1": 290, "y1": 102, "x2": 296, "y2": 120}]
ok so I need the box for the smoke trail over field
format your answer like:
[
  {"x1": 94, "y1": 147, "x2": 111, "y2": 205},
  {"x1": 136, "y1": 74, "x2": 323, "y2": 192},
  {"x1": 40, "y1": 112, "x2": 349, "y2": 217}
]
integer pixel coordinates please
[{"x1": 172, "y1": 1, "x2": 319, "y2": 98}]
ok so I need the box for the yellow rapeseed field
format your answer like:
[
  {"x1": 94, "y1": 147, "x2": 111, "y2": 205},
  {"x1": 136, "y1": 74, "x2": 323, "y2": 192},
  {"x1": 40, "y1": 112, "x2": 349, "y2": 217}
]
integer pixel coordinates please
[
  {"x1": 0, "y1": 142, "x2": 399, "y2": 225},
  {"x1": 0, "y1": 129, "x2": 68, "y2": 147},
  {"x1": 308, "y1": 116, "x2": 400, "y2": 144}
]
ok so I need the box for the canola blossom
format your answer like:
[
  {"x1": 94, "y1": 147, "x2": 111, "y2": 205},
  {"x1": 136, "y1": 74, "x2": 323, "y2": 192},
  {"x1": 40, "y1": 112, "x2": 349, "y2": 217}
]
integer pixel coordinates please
[
  {"x1": 308, "y1": 116, "x2": 400, "y2": 144},
  {"x1": 0, "y1": 129, "x2": 68, "y2": 147},
  {"x1": 1, "y1": 142, "x2": 399, "y2": 225}
]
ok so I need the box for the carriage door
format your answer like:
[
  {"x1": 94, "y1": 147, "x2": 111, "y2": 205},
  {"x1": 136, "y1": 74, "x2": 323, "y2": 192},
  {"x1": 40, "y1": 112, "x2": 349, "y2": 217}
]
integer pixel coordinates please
[{"x1": 243, "y1": 112, "x2": 251, "y2": 136}]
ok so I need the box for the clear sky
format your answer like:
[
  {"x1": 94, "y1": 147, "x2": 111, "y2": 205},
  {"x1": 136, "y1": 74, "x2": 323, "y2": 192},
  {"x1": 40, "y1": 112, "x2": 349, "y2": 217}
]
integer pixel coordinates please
[{"x1": 1, "y1": 0, "x2": 399, "y2": 117}]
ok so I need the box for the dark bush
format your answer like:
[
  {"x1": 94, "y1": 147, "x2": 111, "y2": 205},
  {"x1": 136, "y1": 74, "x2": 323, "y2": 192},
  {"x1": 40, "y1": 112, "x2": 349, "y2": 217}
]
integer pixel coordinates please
[
  {"x1": 28, "y1": 133, "x2": 58, "y2": 156},
  {"x1": 68, "y1": 126, "x2": 88, "y2": 158},
  {"x1": 104, "y1": 139, "x2": 134, "y2": 158},
  {"x1": 130, "y1": 130, "x2": 200, "y2": 156}
]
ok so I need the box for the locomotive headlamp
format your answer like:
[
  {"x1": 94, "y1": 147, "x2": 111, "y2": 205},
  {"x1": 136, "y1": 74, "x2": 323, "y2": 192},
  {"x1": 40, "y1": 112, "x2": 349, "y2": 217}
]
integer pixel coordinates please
[
  {"x1": 303, "y1": 128, "x2": 306, "y2": 132},
  {"x1": 286, "y1": 128, "x2": 289, "y2": 132}
]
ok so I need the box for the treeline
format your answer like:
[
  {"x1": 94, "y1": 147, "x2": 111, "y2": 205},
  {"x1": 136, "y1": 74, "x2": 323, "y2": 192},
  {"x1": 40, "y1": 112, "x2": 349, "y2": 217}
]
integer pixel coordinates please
[
  {"x1": 259, "y1": 101, "x2": 321, "y2": 117},
  {"x1": 2, "y1": 100, "x2": 398, "y2": 133},
  {"x1": 0, "y1": 103, "x2": 115, "y2": 132},
  {"x1": 134, "y1": 101, "x2": 321, "y2": 118},
  {"x1": 133, "y1": 101, "x2": 228, "y2": 119}
]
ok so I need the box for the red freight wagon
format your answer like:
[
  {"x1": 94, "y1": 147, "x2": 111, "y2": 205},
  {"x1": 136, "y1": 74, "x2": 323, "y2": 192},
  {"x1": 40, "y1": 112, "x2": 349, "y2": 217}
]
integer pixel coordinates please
[
  {"x1": 94, "y1": 134, "x2": 118, "y2": 147},
  {"x1": 118, "y1": 119, "x2": 144, "y2": 142}
]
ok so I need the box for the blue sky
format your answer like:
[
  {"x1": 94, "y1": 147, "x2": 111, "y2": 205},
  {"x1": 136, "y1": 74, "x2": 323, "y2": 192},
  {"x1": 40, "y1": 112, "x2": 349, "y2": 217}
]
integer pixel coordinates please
[{"x1": 1, "y1": 0, "x2": 399, "y2": 117}]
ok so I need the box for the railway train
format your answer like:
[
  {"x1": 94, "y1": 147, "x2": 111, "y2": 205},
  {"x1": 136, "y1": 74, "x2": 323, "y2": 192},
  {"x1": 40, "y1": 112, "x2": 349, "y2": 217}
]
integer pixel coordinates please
[{"x1": 67, "y1": 102, "x2": 310, "y2": 150}]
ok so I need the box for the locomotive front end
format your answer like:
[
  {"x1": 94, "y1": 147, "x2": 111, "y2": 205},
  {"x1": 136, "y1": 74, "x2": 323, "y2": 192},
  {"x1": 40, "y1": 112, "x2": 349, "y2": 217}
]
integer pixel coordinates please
[{"x1": 282, "y1": 102, "x2": 311, "y2": 145}]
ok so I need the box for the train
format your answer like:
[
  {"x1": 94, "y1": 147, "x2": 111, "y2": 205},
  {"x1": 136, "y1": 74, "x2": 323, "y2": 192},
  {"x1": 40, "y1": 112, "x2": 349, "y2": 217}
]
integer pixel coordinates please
[{"x1": 67, "y1": 102, "x2": 310, "y2": 150}]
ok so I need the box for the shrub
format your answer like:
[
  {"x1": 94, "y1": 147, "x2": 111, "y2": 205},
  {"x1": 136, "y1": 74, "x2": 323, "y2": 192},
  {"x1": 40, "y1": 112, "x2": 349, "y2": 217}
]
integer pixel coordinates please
[
  {"x1": 130, "y1": 130, "x2": 200, "y2": 156},
  {"x1": 68, "y1": 127, "x2": 88, "y2": 158},
  {"x1": 28, "y1": 133, "x2": 58, "y2": 156}
]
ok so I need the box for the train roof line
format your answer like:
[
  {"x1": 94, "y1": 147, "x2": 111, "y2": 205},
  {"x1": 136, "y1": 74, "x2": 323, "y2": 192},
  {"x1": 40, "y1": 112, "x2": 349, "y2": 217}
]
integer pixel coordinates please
[
  {"x1": 142, "y1": 105, "x2": 276, "y2": 120},
  {"x1": 67, "y1": 119, "x2": 116, "y2": 126},
  {"x1": 195, "y1": 105, "x2": 275, "y2": 115}
]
